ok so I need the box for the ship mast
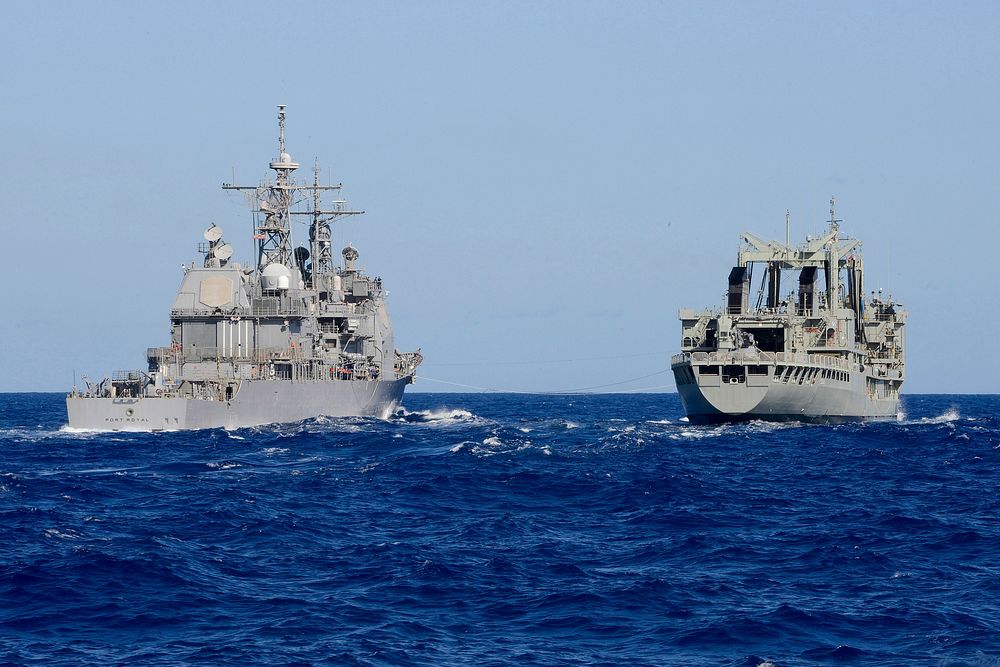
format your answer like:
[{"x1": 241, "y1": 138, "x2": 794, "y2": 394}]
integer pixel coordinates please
[
  {"x1": 306, "y1": 162, "x2": 334, "y2": 280},
  {"x1": 260, "y1": 104, "x2": 298, "y2": 270},
  {"x1": 291, "y1": 165, "x2": 366, "y2": 283},
  {"x1": 827, "y1": 195, "x2": 842, "y2": 309},
  {"x1": 222, "y1": 104, "x2": 299, "y2": 273},
  {"x1": 222, "y1": 105, "x2": 364, "y2": 285}
]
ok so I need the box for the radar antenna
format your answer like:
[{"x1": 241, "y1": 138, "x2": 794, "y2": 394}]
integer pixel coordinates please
[{"x1": 278, "y1": 104, "x2": 287, "y2": 157}]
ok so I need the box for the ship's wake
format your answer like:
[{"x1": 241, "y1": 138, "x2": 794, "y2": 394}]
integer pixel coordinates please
[
  {"x1": 393, "y1": 407, "x2": 485, "y2": 426},
  {"x1": 901, "y1": 408, "x2": 961, "y2": 426}
]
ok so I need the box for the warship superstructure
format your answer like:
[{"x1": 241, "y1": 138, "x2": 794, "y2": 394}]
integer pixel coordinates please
[
  {"x1": 67, "y1": 106, "x2": 422, "y2": 431},
  {"x1": 671, "y1": 200, "x2": 905, "y2": 423}
]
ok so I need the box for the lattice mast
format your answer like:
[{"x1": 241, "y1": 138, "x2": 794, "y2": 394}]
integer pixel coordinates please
[
  {"x1": 222, "y1": 105, "x2": 364, "y2": 286},
  {"x1": 293, "y1": 163, "x2": 366, "y2": 284}
]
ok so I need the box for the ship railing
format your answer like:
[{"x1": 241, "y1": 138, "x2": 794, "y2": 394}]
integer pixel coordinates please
[
  {"x1": 249, "y1": 299, "x2": 311, "y2": 317},
  {"x1": 253, "y1": 346, "x2": 306, "y2": 362},
  {"x1": 175, "y1": 346, "x2": 307, "y2": 362},
  {"x1": 319, "y1": 302, "x2": 358, "y2": 316},
  {"x1": 676, "y1": 350, "x2": 850, "y2": 371},
  {"x1": 169, "y1": 308, "x2": 253, "y2": 318},
  {"x1": 112, "y1": 369, "x2": 147, "y2": 382},
  {"x1": 148, "y1": 347, "x2": 181, "y2": 363}
]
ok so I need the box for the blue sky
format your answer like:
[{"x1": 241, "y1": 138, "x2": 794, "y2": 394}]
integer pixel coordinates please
[{"x1": 4, "y1": 1, "x2": 998, "y2": 393}]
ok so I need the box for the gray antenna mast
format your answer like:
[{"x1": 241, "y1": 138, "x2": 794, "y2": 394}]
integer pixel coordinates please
[
  {"x1": 223, "y1": 105, "x2": 303, "y2": 272},
  {"x1": 292, "y1": 165, "x2": 366, "y2": 280},
  {"x1": 223, "y1": 105, "x2": 366, "y2": 283}
]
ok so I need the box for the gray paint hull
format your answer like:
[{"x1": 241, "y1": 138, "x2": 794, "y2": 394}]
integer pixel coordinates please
[
  {"x1": 673, "y1": 363, "x2": 899, "y2": 425},
  {"x1": 66, "y1": 378, "x2": 410, "y2": 431}
]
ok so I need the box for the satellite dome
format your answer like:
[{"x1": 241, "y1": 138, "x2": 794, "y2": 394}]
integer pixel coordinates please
[{"x1": 260, "y1": 263, "x2": 293, "y2": 291}]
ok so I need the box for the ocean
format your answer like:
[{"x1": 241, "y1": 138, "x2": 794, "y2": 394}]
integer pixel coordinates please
[{"x1": 1, "y1": 392, "x2": 998, "y2": 666}]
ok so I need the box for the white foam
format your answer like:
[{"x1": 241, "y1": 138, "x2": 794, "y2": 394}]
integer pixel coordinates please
[
  {"x1": 418, "y1": 408, "x2": 476, "y2": 421},
  {"x1": 906, "y1": 408, "x2": 961, "y2": 425},
  {"x1": 59, "y1": 426, "x2": 101, "y2": 434},
  {"x1": 44, "y1": 528, "x2": 83, "y2": 540}
]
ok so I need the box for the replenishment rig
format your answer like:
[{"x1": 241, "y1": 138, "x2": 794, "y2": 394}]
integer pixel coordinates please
[{"x1": 672, "y1": 200, "x2": 904, "y2": 423}]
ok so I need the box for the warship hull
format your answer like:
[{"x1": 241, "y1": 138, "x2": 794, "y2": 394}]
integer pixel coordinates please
[
  {"x1": 66, "y1": 378, "x2": 410, "y2": 432},
  {"x1": 672, "y1": 357, "x2": 899, "y2": 425},
  {"x1": 66, "y1": 107, "x2": 422, "y2": 433}
]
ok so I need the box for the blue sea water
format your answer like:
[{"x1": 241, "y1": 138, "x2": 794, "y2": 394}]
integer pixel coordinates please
[{"x1": 1, "y1": 393, "x2": 999, "y2": 666}]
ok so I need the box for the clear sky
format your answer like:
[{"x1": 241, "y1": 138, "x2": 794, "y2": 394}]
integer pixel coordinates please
[{"x1": 4, "y1": 1, "x2": 998, "y2": 394}]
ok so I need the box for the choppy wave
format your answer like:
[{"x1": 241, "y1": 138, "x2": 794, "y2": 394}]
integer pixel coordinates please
[{"x1": 1, "y1": 392, "x2": 999, "y2": 666}]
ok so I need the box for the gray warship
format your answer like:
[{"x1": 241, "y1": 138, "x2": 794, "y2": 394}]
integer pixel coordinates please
[
  {"x1": 67, "y1": 106, "x2": 422, "y2": 431},
  {"x1": 671, "y1": 200, "x2": 905, "y2": 424}
]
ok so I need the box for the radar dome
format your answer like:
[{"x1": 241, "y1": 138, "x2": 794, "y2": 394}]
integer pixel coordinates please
[{"x1": 261, "y1": 263, "x2": 293, "y2": 291}]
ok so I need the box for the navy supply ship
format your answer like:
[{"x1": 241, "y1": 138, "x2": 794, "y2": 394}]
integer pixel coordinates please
[
  {"x1": 671, "y1": 200, "x2": 905, "y2": 424},
  {"x1": 67, "y1": 106, "x2": 422, "y2": 431}
]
